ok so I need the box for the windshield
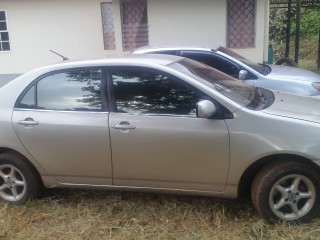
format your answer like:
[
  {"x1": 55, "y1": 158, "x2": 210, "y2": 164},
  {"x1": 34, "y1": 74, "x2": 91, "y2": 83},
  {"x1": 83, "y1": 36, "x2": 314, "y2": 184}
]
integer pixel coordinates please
[
  {"x1": 168, "y1": 58, "x2": 274, "y2": 110},
  {"x1": 218, "y1": 47, "x2": 271, "y2": 76}
]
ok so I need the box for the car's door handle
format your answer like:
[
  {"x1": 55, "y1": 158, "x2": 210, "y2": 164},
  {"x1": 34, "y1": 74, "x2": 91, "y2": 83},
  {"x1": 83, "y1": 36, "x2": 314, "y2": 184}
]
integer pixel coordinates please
[
  {"x1": 17, "y1": 118, "x2": 39, "y2": 126},
  {"x1": 111, "y1": 124, "x2": 136, "y2": 130},
  {"x1": 111, "y1": 122, "x2": 136, "y2": 130}
]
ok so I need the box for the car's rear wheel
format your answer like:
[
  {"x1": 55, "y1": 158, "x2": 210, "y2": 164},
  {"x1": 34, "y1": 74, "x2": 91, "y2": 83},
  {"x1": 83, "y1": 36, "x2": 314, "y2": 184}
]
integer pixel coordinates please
[
  {"x1": 0, "y1": 152, "x2": 42, "y2": 204},
  {"x1": 251, "y1": 160, "x2": 320, "y2": 222}
]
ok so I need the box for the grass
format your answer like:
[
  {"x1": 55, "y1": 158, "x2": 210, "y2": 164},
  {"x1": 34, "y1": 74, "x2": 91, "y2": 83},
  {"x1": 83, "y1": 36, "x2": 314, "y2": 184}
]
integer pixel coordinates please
[
  {"x1": 299, "y1": 59, "x2": 320, "y2": 74},
  {"x1": 1, "y1": 189, "x2": 320, "y2": 239}
]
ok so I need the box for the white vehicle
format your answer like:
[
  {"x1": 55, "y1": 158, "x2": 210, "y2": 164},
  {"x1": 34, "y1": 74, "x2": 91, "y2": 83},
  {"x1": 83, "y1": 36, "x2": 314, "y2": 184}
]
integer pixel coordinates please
[{"x1": 133, "y1": 46, "x2": 320, "y2": 97}]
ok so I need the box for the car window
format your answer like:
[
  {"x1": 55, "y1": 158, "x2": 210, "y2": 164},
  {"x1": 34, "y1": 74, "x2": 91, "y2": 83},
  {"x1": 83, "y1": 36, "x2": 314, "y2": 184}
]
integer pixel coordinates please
[
  {"x1": 111, "y1": 68, "x2": 209, "y2": 116},
  {"x1": 19, "y1": 85, "x2": 36, "y2": 109},
  {"x1": 218, "y1": 47, "x2": 268, "y2": 76},
  {"x1": 17, "y1": 69, "x2": 103, "y2": 111},
  {"x1": 153, "y1": 50, "x2": 178, "y2": 55},
  {"x1": 181, "y1": 52, "x2": 240, "y2": 78},
  {"x1": 169, "y1": 58, "x2": 274, "y2": 110}
]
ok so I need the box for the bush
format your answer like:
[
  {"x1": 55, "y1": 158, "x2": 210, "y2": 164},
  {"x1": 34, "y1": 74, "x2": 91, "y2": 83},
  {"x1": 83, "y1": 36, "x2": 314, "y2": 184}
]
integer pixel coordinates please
[{"x1": 269, "y1": 7, "x2": 320, "y2": 43}]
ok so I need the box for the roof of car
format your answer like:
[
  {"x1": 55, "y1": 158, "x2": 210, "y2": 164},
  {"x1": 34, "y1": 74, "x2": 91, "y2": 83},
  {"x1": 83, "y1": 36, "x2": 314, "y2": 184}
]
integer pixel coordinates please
[
  {"x1": 132, "y1": 45, "x2": 219, "y2": 54},
  {"x1": 72, "y1": 54, "x2": 182, "y2": 65},
  {"x1": 43, "y1": 54, "x2": 184, "y2": 71}
]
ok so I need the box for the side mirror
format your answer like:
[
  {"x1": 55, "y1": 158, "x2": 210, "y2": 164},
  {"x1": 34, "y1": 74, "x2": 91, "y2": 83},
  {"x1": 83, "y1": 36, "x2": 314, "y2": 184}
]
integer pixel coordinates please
[
  {"x1": 239, "y1": 70, "x2": 248, "y2": 80},
  {"x1": 196, "y1": 100, "x2": 217, "y2": 119}
]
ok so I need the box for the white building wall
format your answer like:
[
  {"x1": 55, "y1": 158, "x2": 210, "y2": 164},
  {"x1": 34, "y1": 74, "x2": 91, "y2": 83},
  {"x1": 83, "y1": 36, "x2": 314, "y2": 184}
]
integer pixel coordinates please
[
  {"x1": 1, "y1": 0, "x2": 110, "y2": 74},
  {"x1": 0, "y1": 0, "x2": 268, "y2": 74},
  {"x1": 148, "y1": 0, "x2": 227, "y2": 47}
]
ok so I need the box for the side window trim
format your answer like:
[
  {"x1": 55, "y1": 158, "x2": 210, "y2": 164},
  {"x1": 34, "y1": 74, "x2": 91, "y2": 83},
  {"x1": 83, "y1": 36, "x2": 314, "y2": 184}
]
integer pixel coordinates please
[
  {"x1": 105, "y1": 67, "x2": 116, "y2": 113},
  {"x1": 101, "y1": 68, "x2": 109, "y2": 111},
  {"x1": 15, "y1": 67, "x2": 108, "y2": 112},
  {"x1": 35, "y1": 83, "x2": 38, "y2": 107},
  {"x1": 153, "y1": 50, "x2": 179, "y2": 56}
]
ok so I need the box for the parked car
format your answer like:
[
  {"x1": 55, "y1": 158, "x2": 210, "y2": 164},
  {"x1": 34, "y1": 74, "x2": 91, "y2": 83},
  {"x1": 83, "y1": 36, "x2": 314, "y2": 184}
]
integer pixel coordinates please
[
  {"x1": 1, "y1": 55, "x2": 320, "y2": 222},
  {"x1": 132, "y1": 46, "x2": 320, "y2": 97}
]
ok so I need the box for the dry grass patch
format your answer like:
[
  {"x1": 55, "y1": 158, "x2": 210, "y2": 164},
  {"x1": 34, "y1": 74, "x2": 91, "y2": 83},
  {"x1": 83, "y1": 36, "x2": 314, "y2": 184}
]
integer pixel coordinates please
[
  {"x1": 1, "y1": 189, "x2": 320, "y2": 239},
  {"x1": 299, "y1": 59, "x2": 320, "y2": 73}
]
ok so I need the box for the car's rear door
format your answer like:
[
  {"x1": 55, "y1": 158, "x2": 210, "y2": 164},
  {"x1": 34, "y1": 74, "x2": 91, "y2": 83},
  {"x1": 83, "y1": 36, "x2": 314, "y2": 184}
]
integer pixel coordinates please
[
  {"x1": 12, "y1": 68, "x2": 112, "y2": 185},
  {"x1": 108, "y1": 67, "x2": 230, "y2": 192}
]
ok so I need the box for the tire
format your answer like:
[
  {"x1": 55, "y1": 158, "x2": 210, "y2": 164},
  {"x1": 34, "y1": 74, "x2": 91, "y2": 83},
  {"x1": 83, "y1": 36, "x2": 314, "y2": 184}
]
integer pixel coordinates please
[
  {"x1": 0, "y1": 152, "x2": 43, "y2": 205},
  {"x1": 274, "y1": 57, "x2": 297, "y2": 67},
  {"x1": 251, "y1": 160, "x2": 320, "y2": 223}
]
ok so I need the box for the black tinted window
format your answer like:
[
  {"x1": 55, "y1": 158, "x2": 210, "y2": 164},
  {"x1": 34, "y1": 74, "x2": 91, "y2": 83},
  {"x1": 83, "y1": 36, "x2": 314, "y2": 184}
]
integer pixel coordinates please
[
  {"x1": 181, "y1": 52, "x2": 240, "y2": 78},
  {"x1": 0, "y1": 11, "x2": 6, "y2": 21},
  {"x1": 0, "y1": 22, "x2": 7, "y2": 31},
  {"x1": 111, "y1": 68, "x2": 207, "y2": 116},
  {"x1": 153, "y1": 50, "x2": 178, "y2": 55},
  {"x1": 18, "y1": 69, "x2": 103, "y2": 111}
]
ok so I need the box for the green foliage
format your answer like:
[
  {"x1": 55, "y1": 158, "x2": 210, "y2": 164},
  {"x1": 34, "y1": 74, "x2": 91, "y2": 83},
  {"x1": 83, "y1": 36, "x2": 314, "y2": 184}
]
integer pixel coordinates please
[
  {"x1": 297, "y1": 8, "x2": 320, "y2": 35},
  {"x1": 269, "y1": 8, "x2": 293, "y2": 42},
  {"x1": 269, "y1": 6, "x2": 320, "y2": 69},
  {"x1": 269, "y1": 7, "x2": 320, "y2": 43}
]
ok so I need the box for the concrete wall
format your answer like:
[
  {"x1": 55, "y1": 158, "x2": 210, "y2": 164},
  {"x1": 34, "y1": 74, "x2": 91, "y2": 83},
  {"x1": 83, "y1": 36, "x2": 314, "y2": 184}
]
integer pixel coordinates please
[
  {"x1": 148, "y1": 0, "x2": 226, "y2": 47},
  {"x1": 1, "y1": 0, "x2": 109, "y2": 74},
  {"x1": 0, "y1": 0, "x2": 268, "y2": 74},
  {"x1": 148, "y1": 0, "x2": 269, "y2": 64}
]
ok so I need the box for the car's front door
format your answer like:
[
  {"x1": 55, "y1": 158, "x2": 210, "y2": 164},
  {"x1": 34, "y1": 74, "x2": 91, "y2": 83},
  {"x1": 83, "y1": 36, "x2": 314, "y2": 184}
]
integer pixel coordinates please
[
  {"x1": 12, "y1": 68, "x2": 112, "y2": 185},
  {"x1": 108, "y1": 67, "x2": 230, "y2": 192}
]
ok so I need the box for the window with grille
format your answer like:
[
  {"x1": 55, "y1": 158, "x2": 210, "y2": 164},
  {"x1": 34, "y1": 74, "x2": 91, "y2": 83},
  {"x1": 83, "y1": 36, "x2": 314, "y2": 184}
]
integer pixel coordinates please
[
  {"x1": 120, "y1": 0, "x2": 149, "y2": 51},
  {"x1": 227, "y1": 0, "x2": 256, "y2": 48},
  {"x1": 101, "y1": 3, "x2": 116, "y2": 50},
  {"x1": 0, "y1": 11, "x2": 10, "y2": 52}
]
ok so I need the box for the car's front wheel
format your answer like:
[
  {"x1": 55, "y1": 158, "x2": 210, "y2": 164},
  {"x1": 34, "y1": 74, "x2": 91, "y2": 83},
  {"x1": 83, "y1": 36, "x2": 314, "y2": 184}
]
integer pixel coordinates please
[
  {"x1": 251, "y1": 160, "x2": 320, "y2": 222},
  {"x1": 0, "y1": 152, "x2": 42, "y2": 204}
]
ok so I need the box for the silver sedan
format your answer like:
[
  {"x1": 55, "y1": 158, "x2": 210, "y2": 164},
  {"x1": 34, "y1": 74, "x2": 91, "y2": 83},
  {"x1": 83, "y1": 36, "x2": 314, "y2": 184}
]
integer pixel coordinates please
[
  {"x1": 133, "y1": 46, "x2": 320, "y2": 97},
  {"x1": 1, "y1": 55, "x2": 320, "y2": 223}
]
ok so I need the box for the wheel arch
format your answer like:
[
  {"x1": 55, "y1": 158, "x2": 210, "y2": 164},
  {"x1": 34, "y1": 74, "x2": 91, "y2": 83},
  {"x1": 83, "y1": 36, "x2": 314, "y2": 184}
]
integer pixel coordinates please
[
  {"x1": 0, "y1": 147, "x2": 44, "y2": 186},
  {"x1": 237, "y1": 154, "x2": 320, "y2": 198},
  {"x1": 0, "y1": 147, "x2": 30, "y2": 160}
]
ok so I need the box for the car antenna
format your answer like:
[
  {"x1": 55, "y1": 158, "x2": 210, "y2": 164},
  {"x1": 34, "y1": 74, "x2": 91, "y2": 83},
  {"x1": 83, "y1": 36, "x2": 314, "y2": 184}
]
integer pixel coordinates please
[{"x1": 49, "y1": 50, "x2": 69, "y2": 61}]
